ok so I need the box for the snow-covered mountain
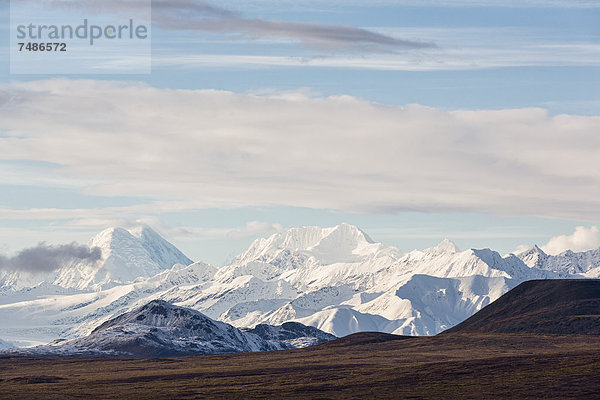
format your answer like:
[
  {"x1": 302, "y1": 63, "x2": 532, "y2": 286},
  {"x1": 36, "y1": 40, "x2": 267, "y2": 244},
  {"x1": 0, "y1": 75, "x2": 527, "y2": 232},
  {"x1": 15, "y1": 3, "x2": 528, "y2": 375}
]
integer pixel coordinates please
[
  {"x1": 55, "y1": 226, "x2": 193, "y2": 290},
  {"x1": 0, "y1": 260, "x2": 218, "y2": 347},
  {"x1": 0, "y1": 269, "x2": 63, "y2": 294},
  {"x1": 0, "y1": 338, "x2": 14, "y2": 350},
  {"x1": 231, "y1": 223, "x2": 400, "y2": 268},
  {"x1": 27, "y1": 300, "x2": 335, "y2": 357},
  {"x1": 1, "y1": 223, "x2": 598, "y2": 347},
  {"x1": 0, "y1": 226, "x2": 193, "y2": 293},
  {"x1": 517, "y1": 245, "x2": 600, "y2": 276},
  {"x1": 202, "y1": 226, "x2": 560, "y2": 336}
]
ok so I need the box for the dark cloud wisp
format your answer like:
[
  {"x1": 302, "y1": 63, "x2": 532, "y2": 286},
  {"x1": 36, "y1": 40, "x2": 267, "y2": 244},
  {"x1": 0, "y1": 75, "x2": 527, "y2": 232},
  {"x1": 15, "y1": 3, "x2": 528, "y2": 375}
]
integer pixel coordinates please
[
  {"x1": 0, "y1": 243, "x2": 102, "y2": 274},
  {"x1": 23, "y1": 0, "x2": 435, "y2": 53},
  {"x1": 180, "y1": 18, "x2": 436, "y2": 52},
  {"x1": 153, "y1": 1, "x2": 436, "y2": 52}
]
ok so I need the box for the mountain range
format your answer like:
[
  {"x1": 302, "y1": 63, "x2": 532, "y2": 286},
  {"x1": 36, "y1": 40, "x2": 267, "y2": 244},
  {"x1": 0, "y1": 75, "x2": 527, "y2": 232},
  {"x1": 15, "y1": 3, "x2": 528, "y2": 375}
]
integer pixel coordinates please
[
  {"x1": 1, "y1": 223, "x2": 599, "y2": 348},
  {"x1": 4, "y1": 279, "x2": 600, "y2": 397}
]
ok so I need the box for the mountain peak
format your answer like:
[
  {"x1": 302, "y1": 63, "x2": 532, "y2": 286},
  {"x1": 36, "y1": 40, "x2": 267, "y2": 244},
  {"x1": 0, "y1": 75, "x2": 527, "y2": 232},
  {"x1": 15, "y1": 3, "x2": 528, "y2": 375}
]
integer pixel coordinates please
[
  {"x1": 127, "y1": 224, "x2": 162, "y2": 240},
  {"x1": 515, "y1": 244, "x2": 549, "y2": 269},
  {"x1": 331, "y1": 223, "x2": 375, "y2": 244},
  {"x1": 54, "y1": 225, "x2": 193, "y2": 290},
  {"x1": 140, "y1": 298, "x2": 172, "y2": 311},
  {"x1": 91, "y1": 227, "x2": 131, "y2": 247},
  {"x1": 92, "y1": 299, "x2": 212, "y2": 334},
  {"x1": 235, "y1": 223, "x2": 384, "y2": 266},
  {"x1": 275, "y1": 223, "x2": 374, "y2": 249},
  {"x1": 524, "y1": 244, "x2": 547, "y2": 255},
  {"x1": 92, "y1": 225, "x2": 161, "y2": 246},
  {"x1": 515, "y1": 244, "x2": 547, "y2": 257},
  {"x1": 426, "y1": 238, "x2": 459, "y2": 255}
]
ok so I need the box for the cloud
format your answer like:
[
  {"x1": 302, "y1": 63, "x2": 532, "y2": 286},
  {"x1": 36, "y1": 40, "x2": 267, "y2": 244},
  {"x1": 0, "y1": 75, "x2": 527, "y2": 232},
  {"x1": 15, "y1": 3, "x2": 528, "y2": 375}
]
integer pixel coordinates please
[
  {"x1": 227, "y1": 221, "x2": 284, "y2": 240},
  {"x1": 0, "y1": 242, "x2": 102, "y2": 273},
  {"x1": 0, "y1": 79, "x2": 600, "y2": 221},
  {"x1": 6, "y1": 0, "x2": 597, "y2": 9},
  {"x1": 541, "y1": 226, "x2": 600, "y2": 255},
  {"x1": 152, "y1": 0, "x2": 434, "y2": 52},
  {"x1": 15, "y1": 0, "x2": 433, "y2": 53},
  {"x1": 154, "y1": 15, "x2": 434, "y2": 53},
  {"x1": 133, "y1": 217, "x2": 195, "y2": 238},
  {"x1": 215, "y1": 0, "x2": 600, "y2": 8},
  {"x1": 146, "y1": 26, "x2": 600, "y2": 71},
  {"x1": 150, "y1": 43, "x2": 600, "y2": 71},
  {"x1": 64, "y1": 216, "x2": 197, "y2": 238}
]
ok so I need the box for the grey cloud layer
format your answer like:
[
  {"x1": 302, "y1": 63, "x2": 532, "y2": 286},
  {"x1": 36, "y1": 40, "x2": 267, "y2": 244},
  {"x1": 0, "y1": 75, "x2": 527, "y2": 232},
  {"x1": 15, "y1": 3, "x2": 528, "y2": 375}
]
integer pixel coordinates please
[
  {"x1": 215, "y1": 0, "x2": 600, "y2": 8},
  {"x1": 11, "y1": 0, "x2": 434, "y2": 52},
  {"x1": 152, "y1": 0, "x2": 434, "y2": 52},
  {"x1": 163, "y1": 17, "x2": 433, "y2": 52},
  {"x1": 0, "y1": 242, "x2": 102, "y2": 273},
  {"x1": 1, "y1": 79, "x2": 600, "y2": 220}
]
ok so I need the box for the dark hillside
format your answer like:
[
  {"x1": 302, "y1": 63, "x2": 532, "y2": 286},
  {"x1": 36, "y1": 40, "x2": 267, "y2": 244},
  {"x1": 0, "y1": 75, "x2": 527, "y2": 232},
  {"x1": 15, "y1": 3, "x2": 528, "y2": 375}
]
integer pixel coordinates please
[{"x1": 445, "y1": 279, "x2": 600, "y2": 335}]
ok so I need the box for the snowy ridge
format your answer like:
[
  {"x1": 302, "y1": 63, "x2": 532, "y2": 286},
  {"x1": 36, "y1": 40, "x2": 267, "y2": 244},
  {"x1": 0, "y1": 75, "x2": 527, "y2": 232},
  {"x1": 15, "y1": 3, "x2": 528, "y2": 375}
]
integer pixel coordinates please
[
  {"x1": 23, "y1": 300, "x2": 335, "y2": 357},
  {"x1": 232, "y1": 223, "x2": 398, "y2": 267},
  {"x1": 517, "y1": 245, "x2": 600, "y2": 275},
  {"x1": 0, "y1": 338, "x2": 14, "y2": 350},
  {"x1": 0, "y1": 223, "x2": 598, "y2": 347}
]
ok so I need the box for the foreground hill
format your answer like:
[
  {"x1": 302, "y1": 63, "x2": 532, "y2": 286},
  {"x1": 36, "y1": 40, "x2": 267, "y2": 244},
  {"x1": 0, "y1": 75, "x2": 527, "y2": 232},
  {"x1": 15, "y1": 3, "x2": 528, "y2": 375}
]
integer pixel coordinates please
[
  {"x1": 445, "y1": 279, "x2": 600, "y2": 335},
  {"x1": 23, "y1": 300, "x2": 334, "y2": 357}
]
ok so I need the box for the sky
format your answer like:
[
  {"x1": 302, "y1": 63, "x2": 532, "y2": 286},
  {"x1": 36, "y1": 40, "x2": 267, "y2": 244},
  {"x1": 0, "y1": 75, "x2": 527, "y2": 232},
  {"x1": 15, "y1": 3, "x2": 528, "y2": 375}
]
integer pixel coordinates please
[{"x1": 0, "y1": 0, "x2": 599, "y2": 265}]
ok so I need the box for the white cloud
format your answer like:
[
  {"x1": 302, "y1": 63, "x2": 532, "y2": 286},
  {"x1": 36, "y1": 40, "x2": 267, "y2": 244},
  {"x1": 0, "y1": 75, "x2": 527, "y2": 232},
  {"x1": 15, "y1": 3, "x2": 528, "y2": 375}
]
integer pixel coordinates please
[
  {"x1": 1, "y1": 79, "x2": 600, "y2": 221},
  {"x1": 227, "y1": 221, "x2": 284, "y2": 240},
  {"x1": 132, "y1": 217, "x2": 193, "y2": 237},
  {"x1": 541, "y1": 226, "x2": 600, "y2": 255},
  {"x1": 150, "y1": 44, "x2": 600, "y2": 71},
  {"x1": 149, "y1": 27, "x2": 600, "y2": 72}
]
